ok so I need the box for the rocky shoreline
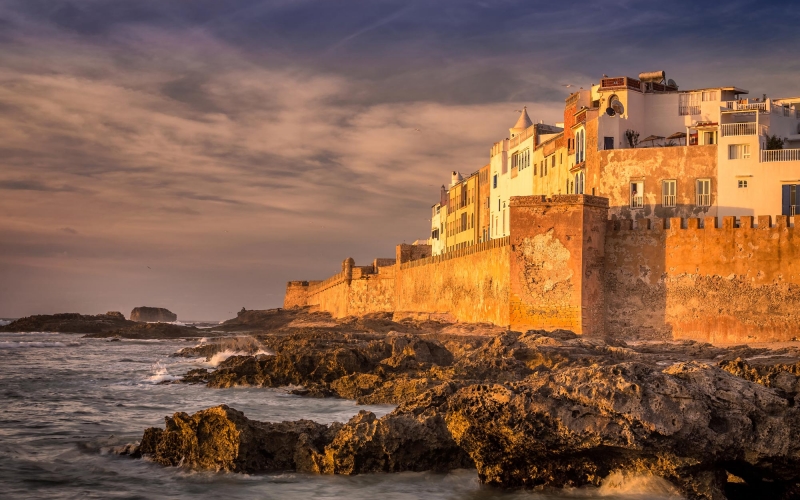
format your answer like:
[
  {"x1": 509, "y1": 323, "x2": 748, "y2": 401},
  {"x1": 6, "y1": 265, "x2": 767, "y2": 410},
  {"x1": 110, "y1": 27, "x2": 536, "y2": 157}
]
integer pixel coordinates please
[{"x1": 111, "y1": 308, "x2": 800, "y2": 499}]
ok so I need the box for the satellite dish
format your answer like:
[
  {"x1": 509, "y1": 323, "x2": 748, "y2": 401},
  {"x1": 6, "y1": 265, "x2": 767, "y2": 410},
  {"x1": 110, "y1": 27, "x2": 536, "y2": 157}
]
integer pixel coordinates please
[
  {"x1": 610, "y1": 99, "x2": 625, "y2": 115},
  {"x1": 668, "y1": 79, "x2": 678, "y2": 89},
  {"x1": 606, "y1": 107, "x2": 616, "y2": 117}
]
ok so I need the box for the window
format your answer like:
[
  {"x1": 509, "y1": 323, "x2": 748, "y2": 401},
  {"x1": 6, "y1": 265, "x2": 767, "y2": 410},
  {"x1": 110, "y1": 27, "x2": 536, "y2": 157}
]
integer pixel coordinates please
[
  {"x1": 783, "y1": 185, "x2": 800, "y2": 216},
  {"x1": 576, "y1": 130, "x2": 586, "y2": 163},
  {"x1": 704, "y1": 131, "x2": 716, "y2": 145},
  {"x1": 604, "y1": 137, "x2": 614, "y2": 150},
  {"x1": 729, "y1": 144, "x2": 750, "y2": 160},
  {"x1": 679, "y1": 93, "x2": 701, "y2": 115},
  {"x1": 498, "y1": 199, "x2": 501, "y2": 211},
  {"x1": 551, "y1": 155, "x2": 555, "y2": 169},
  {"x1": 738, "y1": 180, "x2": 748, "y2": 188},
  {"x1": 461, "y1": 213, "x2": 467, "y2": 232},
  {"x1": 696, "y1": 179, "x2": 711, "y2": 207},
  {"x1": 662, "y1": 180, "x2": 676, "y2": 207},
  {"x1": 702, "y1": 91, "x2": 717, "y2": 101},
  {"x1": 575, "y1": 172, "x2": 584, "y2": 194},
  {"x1": 630, "y1": 181, "x2": 644, "y2": 208},
  {"x1": 493, "y1": 174, "x2": 497, "y2": 188}
]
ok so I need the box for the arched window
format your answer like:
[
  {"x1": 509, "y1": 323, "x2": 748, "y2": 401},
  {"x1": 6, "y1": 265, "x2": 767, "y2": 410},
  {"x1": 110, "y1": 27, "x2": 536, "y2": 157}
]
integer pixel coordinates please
[{"x1": 575, "y1": 172, "x2": 585, "y2": 194}]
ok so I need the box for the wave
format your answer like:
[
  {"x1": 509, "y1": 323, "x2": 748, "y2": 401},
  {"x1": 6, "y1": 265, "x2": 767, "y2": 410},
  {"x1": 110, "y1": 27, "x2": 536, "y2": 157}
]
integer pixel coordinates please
[
  {"x1": 207, "y1": 348, "x2": 274, "y2": 367},
  {"x1": 564, "y1": 471, "x2": 684, "y2": 499},
  {"x1": 144, "y1": 362, "x2": 181, "y2": 384},
  {"x1": 0, "y1": 341, "x2": 80, "y2": 349},
  {"x1": 0, "y1": 319, "x2": 12, "y2": 326}
]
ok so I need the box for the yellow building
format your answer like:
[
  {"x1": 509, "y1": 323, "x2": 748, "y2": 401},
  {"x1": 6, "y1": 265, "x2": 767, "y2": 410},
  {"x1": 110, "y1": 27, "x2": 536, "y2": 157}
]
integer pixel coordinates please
[{"x1": 445, "y1": 170, "x2": 480, "y2": 252}]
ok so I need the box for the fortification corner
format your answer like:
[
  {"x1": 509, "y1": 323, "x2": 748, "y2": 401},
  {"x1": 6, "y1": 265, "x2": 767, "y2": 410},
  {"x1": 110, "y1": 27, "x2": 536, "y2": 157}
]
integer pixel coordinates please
[{"x1": 508, "y1": 195, "x2": 609, "y2": 336}]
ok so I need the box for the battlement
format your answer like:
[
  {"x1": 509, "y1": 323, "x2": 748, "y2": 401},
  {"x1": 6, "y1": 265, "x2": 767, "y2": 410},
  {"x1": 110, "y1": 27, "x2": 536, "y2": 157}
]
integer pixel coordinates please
[
  {"x1": 399, "y1": 236, "x2": 510, "y2": 270},
  {"x1": 607, "y1": 215, "x2": 795, "y2": 231},
  {"x1": 284, "y1": 194, "x2": 800, "y2": 343}
]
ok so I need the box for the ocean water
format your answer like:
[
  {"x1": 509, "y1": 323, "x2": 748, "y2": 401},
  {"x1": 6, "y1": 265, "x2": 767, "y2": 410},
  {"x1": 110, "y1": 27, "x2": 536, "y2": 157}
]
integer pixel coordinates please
[{"x1": 0, "y1": 331, "x2": 683, "y2": 500}]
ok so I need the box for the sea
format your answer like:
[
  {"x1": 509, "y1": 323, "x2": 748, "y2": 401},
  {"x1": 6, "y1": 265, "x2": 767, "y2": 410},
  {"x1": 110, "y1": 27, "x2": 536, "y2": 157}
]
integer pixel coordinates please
[{"x1": 0, "y1": 326, "x2": 684, "y2": 500}]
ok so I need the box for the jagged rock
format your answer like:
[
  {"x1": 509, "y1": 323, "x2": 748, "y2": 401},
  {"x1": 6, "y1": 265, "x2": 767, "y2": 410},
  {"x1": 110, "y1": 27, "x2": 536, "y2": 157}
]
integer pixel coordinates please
[
  {"x1": 130, "y1": 307, "x2": 177, "y2": 323},
  {"x1": 445, "y1": 361, "x2": 800, "y2": 499},
  {"x1": 0, "y1": 312, "x2": 134, "y2": 333},
  {"x1": 133, "y1": 400, "x2": 471, "y2": 475},
  {"x1": 137, "y1": 405, "x2": 331, "y2": 472},
  {"x1": 84, "y1": 322, "x2": 205, "y2": 339}
]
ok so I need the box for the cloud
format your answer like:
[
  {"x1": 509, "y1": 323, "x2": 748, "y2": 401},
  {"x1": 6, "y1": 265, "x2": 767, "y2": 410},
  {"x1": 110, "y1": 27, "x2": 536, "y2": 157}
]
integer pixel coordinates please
[
  {"x1": 0, "y1": 0, "x2": 797, "y2": 319},
  {"x1": 0, "y1": 179, "x2": 85, "y2": 192}
]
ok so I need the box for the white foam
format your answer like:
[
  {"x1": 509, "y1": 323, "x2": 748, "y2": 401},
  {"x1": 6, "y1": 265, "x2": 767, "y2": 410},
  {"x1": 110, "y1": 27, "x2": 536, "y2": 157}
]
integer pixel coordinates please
[
  {"x1": 144, "y1": 362, "x2": 181, "y2": 384},
  {"x1": 589, "y1": 471, "x2": 683, "y2": 498},
  {"x1": 0, "y1": 319, "x2": 12, "y2": 326},
  {"x1": 0, "y1": 341, "x2": 79, "y2": 349},
  {"x1": 207, "y1": 349, "x2": 274, "y2": 367}
]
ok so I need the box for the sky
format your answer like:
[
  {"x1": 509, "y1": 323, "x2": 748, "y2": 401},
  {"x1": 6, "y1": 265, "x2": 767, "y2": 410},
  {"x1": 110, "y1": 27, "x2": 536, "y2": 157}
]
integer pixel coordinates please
[{"x1": 1, "y1": 0, "x2": 799, "y2": 320}]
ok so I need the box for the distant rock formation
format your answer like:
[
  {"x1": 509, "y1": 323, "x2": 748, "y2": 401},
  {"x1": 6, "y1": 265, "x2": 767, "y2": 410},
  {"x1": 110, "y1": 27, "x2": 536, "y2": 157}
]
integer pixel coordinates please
[
  {"x1": 0, "y1": 312, "x2": 133, "y2": 334},
  {"x1": 130, "y1": 307, "x2": 177, "y2": 323}
]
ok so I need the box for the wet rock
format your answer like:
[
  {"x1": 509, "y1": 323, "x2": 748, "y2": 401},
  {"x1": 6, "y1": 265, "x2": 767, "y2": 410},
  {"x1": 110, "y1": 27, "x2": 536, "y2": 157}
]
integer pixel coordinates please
[
  {"x1": 130, "y1": 307, "x2": 177, "y2": 323},
  {"x1": 133, "y1": 401, "x2": 471, "y2": 475},
  {"x1": 84, "y1": 322, "x2": 206, "y2": 339},
  {"x1": 137, "y1": 405, "x2": 331, "y2": 472},
  {"x1": 0, "y1": 312, "x2": 134, "y2": 333},
  {"x1": 445, "y1": 361, "x2": 800, "y2": 499}
]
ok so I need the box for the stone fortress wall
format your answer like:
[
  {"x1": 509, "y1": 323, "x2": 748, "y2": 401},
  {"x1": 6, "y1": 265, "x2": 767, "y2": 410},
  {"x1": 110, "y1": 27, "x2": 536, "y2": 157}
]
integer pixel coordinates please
[{"x1": 285, "y1": 195, "x2": 800, "y2": 343}]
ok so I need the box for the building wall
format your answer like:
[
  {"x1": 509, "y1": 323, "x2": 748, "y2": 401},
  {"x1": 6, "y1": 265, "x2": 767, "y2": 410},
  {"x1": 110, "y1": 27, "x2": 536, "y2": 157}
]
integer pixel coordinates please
[
  {"x1": 605, "y1": 215, "x2": 800, "y2": 343},
  {"x1": 285, "y1": 197, "x2": 800, "y2": 344},
  {"x1": 594, "y1": 145, "x2": 718, "y2": 220}
]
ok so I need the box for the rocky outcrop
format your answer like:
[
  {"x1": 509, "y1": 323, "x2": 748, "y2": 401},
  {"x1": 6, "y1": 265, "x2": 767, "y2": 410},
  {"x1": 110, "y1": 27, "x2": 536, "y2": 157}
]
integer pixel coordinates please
[
  {"x1": 0, "y1": 312, "x2": 134, "y2": 333},
  {"x1": 130, "y1": 307, "x2": 177, "y2": 323},
  {"x1": 84, "y1": 322, "x2": 208, "y2": 339},
  {"x1": 134, "y1": 360, "x2": 800, "y2": 498},
  {"x1": 141, "y1": 316, "x2": 800, "y2": 499},
  {"x1": 132, "y1": 395, "x2": 471, "y2": 475},
  {"x1": 446, "y1": 362, "x2": 800, "y2": 499}
]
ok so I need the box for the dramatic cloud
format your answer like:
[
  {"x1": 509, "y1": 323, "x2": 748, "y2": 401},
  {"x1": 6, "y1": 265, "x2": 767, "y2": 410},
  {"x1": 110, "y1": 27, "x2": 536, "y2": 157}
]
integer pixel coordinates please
[{"x1": 0, "y1": 0, "x2": 798, "y2": 319}]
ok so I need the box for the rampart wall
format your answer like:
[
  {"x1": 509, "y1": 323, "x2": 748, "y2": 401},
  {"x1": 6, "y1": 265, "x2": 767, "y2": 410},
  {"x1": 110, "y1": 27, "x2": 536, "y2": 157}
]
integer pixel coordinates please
[
  {"x1": 284, "y1": 195, "x2": 800, "y2": 343},
  {"x1": 395, "y1": 238, "x2": 510, "y2": 325},
  {"x1": 606, "y1": 215, "x2": 800, "y2": 343}
]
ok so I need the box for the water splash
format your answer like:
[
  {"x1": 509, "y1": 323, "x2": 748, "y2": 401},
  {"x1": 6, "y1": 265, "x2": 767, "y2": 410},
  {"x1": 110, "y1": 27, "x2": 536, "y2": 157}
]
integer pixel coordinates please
[
  {"x1": 207, "y1": 348, "x2": 273, "y2": 367},
  {"x1": 145, "y1": 361, "x2": 181, "y2": 384}
]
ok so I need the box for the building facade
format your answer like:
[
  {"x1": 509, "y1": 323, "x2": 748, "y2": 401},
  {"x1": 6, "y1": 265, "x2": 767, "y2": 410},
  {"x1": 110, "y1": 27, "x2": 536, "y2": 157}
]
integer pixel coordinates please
[{"x1": 428, "y1": 70, "x2": 800, "y2": 256}]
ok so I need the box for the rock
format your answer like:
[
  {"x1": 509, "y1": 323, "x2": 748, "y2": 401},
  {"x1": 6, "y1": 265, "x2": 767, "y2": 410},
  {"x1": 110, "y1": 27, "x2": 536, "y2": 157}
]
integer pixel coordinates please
[
  {"x1": 130, "y1": 307, "x2": 177, "y2": 323},
  {"x1": 0, "y1": 312, "x2": 134, "y2": 333},
  {"x1": 84, "y1": 322, "x2": 206, "y2": 339},
  {"x1": 132, "y1": 399, "x2": 471, "y2": 475},
  {"x1": 137, "y1": 405, "x2": 331, "y2": 472},
  {"x1": 445, "y1": 361, "x2": 800, "y2": 499}
]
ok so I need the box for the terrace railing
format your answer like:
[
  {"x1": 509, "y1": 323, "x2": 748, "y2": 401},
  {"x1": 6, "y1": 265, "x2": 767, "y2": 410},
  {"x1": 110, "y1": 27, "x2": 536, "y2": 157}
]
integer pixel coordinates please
[
  {"x1": 761, "y1": 149, "x2": 800, "y2": 163},
  {"x1": 721, "y1": 122, "x2": 758, "y2": 137}
]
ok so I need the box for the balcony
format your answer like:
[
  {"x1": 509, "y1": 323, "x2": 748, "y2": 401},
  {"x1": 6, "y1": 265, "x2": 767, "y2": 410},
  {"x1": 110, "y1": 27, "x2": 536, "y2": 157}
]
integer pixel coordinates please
[
  {"x1": 723, "y1": 101, "x2": 767, "y2": 112},
  {"x1": 761, "y1": 149, "x2": 800, "y2": 163},
  {"x1": 630, "y1": 196, "x2": 643, "y2": 209},
  {"x1": 721, "y1": 122, "x2": 763, "y2": 137}
]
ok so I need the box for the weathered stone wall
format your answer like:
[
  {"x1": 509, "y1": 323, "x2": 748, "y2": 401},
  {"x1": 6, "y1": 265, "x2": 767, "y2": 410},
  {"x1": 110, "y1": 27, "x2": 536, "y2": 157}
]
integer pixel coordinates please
[
  {"x1": 595, "y1": 145, "x2": 718, "y2": 220},
  {"x1": 606, "y1": 215, "x2": 800, "y2": 343},
  {"x1": 508, "y1": 195, "x2": 607, "y2": 335},
  {"x1": 394, "y1": 238, "x2": 511, "y2": 325},
  {"x1": 286, "y1": 196, "x2": 800, "y2": 343},
  {"x1": 283, "y1": 281, "x2": 310, "y2": 309}
]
